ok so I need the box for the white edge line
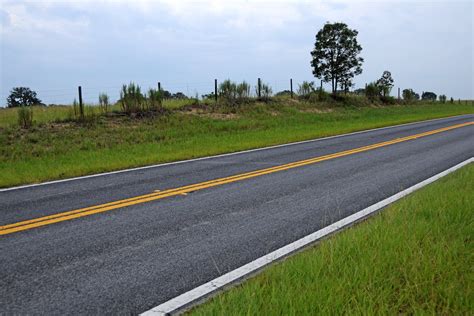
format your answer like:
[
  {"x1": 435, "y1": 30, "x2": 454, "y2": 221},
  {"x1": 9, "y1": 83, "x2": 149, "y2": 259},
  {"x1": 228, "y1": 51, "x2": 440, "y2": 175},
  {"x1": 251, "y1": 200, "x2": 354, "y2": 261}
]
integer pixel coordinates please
[
  {"x1": 1, "y1": 114, "x2": 472, "y2": 192},
  {"x1": 140, "y1": 157, "x2": 473, "y2": 316}
]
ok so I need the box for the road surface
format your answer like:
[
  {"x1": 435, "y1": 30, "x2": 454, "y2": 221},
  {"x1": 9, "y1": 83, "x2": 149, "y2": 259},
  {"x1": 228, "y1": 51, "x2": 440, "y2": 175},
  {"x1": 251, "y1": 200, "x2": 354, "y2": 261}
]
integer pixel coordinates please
[{"x1": 1, "y1": 114, "x2": 473, "y2": 314}]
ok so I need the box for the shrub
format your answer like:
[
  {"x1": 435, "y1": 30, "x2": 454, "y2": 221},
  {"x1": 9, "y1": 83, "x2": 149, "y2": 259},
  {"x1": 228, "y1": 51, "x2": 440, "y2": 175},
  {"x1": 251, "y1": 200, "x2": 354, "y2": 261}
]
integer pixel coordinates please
[
  {"x1": 18, "y1": 105, "x2": 34, "y2": 128},
  {"x1": 147, "y1": 88, "x2": 163, "y2": 111},
  {"x1": 98, "y1": 93, "x2": 109, "y2": 113},
  {"x1": 439, "y1": 95, "x2": 447, "y2": 103},
  {"x1": 236, "y1": 81, "x2": 251, "y2": 101},
  {"x1": 219, "y1": 79, "x2": 237, "y2": 104},
  {"x1": 365, "y1": 82, "x2": 380, "y2": 101},
  {"x1": 402, "y1": 89, "x2": 419, "y2": 101},
  {"x1": 120, "y1": 82, "x2": 144, "y2": 114},
  {"x1": 421, "y1": 91, "x2": 437, "y2": 101},
  {"x1": 219, "y1": 80, "x2": 254, "y2": 105}
]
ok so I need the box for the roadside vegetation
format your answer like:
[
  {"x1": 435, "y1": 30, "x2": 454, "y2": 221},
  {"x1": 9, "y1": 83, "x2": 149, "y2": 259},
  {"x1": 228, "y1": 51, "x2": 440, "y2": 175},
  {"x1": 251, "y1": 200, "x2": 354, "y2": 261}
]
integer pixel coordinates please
[
  {"x1": 0, "y1": 98, "x2": 472, "y2": 188},
  {"x1": 190, "y1": 163, "x2": 474, "y2": 315}
]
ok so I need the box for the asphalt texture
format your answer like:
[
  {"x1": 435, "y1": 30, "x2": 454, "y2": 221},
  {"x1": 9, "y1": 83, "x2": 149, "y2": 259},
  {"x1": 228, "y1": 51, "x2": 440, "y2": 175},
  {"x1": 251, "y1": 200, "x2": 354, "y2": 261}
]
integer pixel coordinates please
[{"x1": 1, "y1": 114, "x2": 473, "y2": 314}]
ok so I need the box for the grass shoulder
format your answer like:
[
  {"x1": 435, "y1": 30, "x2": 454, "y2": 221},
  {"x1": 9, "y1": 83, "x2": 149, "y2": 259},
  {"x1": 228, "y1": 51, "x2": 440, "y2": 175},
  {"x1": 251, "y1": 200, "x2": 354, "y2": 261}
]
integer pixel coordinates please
[{"x1": 190, "y1": 163, "x2": 474, "y2": 315}]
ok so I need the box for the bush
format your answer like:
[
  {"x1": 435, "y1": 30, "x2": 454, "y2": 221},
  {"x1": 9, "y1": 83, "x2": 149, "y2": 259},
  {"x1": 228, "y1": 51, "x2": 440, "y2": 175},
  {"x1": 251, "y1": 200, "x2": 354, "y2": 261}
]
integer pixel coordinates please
[
  {"x1": 147, "y1": 88, "x2": 163, "y2": 111},
  {"x1": 421, "y1": 91, "x2": 437, "y2": 101},
  {"x1": 236, "y1": 81, "x2": 251, "y2": 102},
  {"x1": 365, "y1": 82, "x2": 380, "y2": 101},
  {"x1": 219, "y1": 80, "x2": 237, "y2": 104},
  {"x1": 402, "y1": 89, "x2": 419, "y2": 101},
  {"x1": 439, "y1": 95, "x2": 447, "y2": 103},
  {"x1": 219, "y1": 80, "x2": 254, "y2": 105},
  {"x1": 120, "y1": 82, "x2": 144, "y2": 114},
  {"x1": 18, "y1": 106, "x2": 34, "y2": 128}
]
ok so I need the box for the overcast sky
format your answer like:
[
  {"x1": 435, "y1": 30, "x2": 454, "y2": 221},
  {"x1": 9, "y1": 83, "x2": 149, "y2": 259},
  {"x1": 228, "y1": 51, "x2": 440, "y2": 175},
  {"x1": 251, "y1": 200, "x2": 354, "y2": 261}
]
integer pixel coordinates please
[{"x1": 0, "y1": 0, "x2": 472, "y2": 105}]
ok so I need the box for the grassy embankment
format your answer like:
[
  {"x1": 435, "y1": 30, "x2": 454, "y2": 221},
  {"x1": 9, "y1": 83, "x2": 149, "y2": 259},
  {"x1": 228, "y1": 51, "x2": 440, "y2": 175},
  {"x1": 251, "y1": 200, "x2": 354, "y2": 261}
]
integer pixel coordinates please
[
  {"x1": 191, "y1": 163, "x2": 474, "y2": 315},
  {"x1": 0, "y1": 99, "x2": 472, "y2": 188}
]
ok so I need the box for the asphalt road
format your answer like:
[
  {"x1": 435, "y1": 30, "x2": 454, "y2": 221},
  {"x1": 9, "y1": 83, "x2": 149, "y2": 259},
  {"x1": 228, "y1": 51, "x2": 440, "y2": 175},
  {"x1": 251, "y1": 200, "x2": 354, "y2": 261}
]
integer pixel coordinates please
[{"x1": 1, "y1": 114, "x2": 473, "y2": 314}]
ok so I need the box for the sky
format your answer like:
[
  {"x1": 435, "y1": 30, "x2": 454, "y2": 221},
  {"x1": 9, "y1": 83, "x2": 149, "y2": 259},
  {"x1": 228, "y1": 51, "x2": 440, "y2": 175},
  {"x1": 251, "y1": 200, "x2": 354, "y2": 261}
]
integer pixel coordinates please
[{"x1": 0, "y1": 0, "x2": 473, "y2": 105}]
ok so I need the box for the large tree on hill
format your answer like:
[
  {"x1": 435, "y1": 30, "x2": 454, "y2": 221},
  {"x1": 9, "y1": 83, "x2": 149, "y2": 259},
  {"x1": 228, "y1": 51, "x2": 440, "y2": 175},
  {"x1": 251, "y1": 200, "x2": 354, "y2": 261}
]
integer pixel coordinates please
[
  {"x1": 311, "y1": 22, "x2": 364, "y2": 93},
  {"x1": 7, "y1": 87, "x2": 42, "y2": 108}
]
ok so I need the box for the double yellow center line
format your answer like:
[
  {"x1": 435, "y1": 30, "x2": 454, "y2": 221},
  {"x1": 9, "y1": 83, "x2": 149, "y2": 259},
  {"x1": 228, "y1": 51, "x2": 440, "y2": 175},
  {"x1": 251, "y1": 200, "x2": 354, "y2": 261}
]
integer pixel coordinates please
[{"x1": 1, "y1": 121, "x2": 472, "y2": 236}]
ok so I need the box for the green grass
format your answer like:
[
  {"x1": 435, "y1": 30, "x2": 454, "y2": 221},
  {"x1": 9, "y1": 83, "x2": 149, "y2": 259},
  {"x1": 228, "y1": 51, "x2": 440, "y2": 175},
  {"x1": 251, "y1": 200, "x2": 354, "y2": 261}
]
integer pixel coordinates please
[
  {"x1": 190, "y1": 164, "x2": 474, "y2": 315},
  {"x1": 0, "y1": 101, "x2": 472, "y2": 187}
]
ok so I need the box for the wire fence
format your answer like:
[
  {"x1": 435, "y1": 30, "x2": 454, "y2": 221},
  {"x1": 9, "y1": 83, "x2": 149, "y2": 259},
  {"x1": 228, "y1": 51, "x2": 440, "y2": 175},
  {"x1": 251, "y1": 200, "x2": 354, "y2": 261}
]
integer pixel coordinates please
[{"x1": 0, "y1": 78, "x2": 326, "y2": 107}]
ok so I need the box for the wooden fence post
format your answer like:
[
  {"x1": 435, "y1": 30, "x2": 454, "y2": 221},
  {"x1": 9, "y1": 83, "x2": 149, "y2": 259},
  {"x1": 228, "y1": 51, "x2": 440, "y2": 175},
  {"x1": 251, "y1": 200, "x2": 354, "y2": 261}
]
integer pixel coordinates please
[
  {"x1": 214, "y1": 79, "x2": 218, "y2": 103},
  {"x1": 78, "y1": 86, "x2": 84, "y2": 118},
  {"x1": 290, "y1": 79, "x2": 293, "y2": 98},
  {"x1": 258, "y1": 78, "x2": 261, "y2": 98}
]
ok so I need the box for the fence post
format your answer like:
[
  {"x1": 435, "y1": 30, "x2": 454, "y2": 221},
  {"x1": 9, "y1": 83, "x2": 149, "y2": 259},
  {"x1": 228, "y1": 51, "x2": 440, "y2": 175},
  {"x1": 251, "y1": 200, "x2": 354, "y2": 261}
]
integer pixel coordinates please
[
  {"x1": 214, "y1": 79, "x2": 218, "y2": 103},
  {"x1": 258, "y1": 78, "x2": 261, "y2": 98},
  {"x1": 398, "y1": 87, "x2": 400, "y2": 101},
  {"x1": 158, "y1": 82, "x2": 161, "y2": 92},
  {"x1": 290, "y1": 79, "x2": 293, "y2": 98},
  {"x1": 78, "y1": 86, "x2": 84, "y2": 118}
]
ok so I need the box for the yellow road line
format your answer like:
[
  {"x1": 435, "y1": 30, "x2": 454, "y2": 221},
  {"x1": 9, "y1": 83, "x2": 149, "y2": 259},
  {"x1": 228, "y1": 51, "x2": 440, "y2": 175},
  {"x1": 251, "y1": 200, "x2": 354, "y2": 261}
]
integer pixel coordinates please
[{"x1": 1, "y1": 121, "x2": 472, "y2": 236}]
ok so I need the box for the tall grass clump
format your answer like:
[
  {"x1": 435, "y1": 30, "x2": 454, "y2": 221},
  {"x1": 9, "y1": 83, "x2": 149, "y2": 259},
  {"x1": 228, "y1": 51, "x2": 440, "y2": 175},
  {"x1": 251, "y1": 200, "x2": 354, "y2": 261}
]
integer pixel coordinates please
[
  {"x1": 236, "y1": 81, "x2": 251, "y2": 102},
  {"x1": 365, "y1": 82, "x2": 380, "y2": 102},
  {"x1": 147, "y1": 88, "x2": 163, "y2": 111},
  {"x1": 98, "y1": 93, "x2": 109, "y2": 113},
  {"x1": 120, "y1": 82, "x2": 144, "y2": 114},
  {"x1": 259, "y1": 83, "x2": 273, "y2": 101},
  {"x1": 218, "y1": 80, "x2": 254, "y2": 106},
  {"x1": 17, "y1": 105, "x2": 33, "y2": 128},
  {"x1": 219, "y1": 79, "x2": 237, "y2": 104},
  {"x1": 72, "y1": 98, "x2": 80, "y2": 117},
  {"x1": 298, "y1": 81, "x2": 315, "y2": 99}
]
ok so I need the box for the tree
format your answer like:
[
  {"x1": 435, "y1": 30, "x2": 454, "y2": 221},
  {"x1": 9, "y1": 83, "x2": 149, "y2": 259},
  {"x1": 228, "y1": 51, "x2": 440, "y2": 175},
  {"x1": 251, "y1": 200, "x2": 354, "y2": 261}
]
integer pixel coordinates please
[
  {"x1": 7, "y1": 87, "x2": 42, "y2": 108},
  {"x1": 311, "y1": 22, "x2": 363, "y2": 94},
  {"x1": 376, "y1": 71, "x2": 394, "y2": 96},
  {"x1": 439, "y1": 94, "x2": 447, "y2": 103},
  {"x1": 421, "y1": 91, "x2": 437, "y2": 101},
  {"x1": 402, "y1": 88, "x2": 419, "y2": 101}
]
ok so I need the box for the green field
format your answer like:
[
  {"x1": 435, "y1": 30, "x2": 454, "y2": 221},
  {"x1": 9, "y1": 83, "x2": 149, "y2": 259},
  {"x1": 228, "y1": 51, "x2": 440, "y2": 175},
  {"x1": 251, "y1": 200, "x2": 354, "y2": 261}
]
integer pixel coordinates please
[
  {"x1": 190, "y1": 163, "x2": 473, "y2": 315},
  {"x1": 0, "y1": 100, "x2": 472, "y2": 188}
]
